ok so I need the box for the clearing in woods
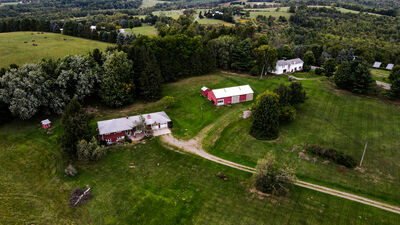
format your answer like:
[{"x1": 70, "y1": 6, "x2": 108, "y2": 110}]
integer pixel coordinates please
[{"x1": 0, "y1": 32, "x2": 111, "y2": 68}]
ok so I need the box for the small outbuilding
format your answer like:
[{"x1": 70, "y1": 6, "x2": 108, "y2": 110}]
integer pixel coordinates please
[
  {"x1": 41, "y1": 119, "x2": 51, "y2": 129},
  {"x1": 373, "y1": 61, "x2": 382, "y2": 68},
  {"x1": 272, "y1": 58, "x2": 304, "y2": 75},
  {"x1": 206, "y1": 85, "x2": 254, "y2": 106},
  {"x1": 386, "y1": 64, "x2": 394, "y2": 70},
  {"x1": 201, "y1": 87, "x2": 210, "y2": 97}
]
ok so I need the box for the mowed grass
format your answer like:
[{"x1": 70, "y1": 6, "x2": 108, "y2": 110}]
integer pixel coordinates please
[
  {"x1": 203, "y1": 75, "x2": 400, "y2": 204},
  {"x1": 125, "y1": 25, "x2": 158, "y2": 36},
  {"x1": 1, "y1": 72, "x2": 400, "y2": 223},
  {"x1": 371, "y1": 68, "x2": 391, "y2": 83},
  {"x1": 245, "y1": 7, "x2": 292, "y2": 19},
  {"x1": 140, "y1": 0, "x2": 169, "y2": 8},
  {"x1": 1, "y1": 118, "x2": 399, "y2": 224},
  {"x1": 0, "y1": 32, "x2": 111, "y2": 68},
  {"x1": 197, "y1": 18, "x2": 234, "y2": 26}
]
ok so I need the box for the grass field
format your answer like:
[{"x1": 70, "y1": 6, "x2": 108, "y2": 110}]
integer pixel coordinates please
[
  {"x1": 0, "y1": 32, "x2": 110, "y2": 68},
  {"x1": 125, "y1": 25, "x2": 158, "y2": 36},
  {"x1": 245, "y1": 7, "x2": 292, "y2": 19},
  {"x1": 1, "y1": 117, "x2": 399, "y2": 224},
  {"x1": 140, "y1": 0, "x2": 169, "y2": 8},
  {"x1": 197, "y1": 18, "x2": 234, "y2": 26},
  {"x1": 371, "y1": 68, "x2": 391, "y2": 83},
  {"x1": 310, "y1": 6, "x2": 381, "y2": 16},
  {"x1": 200, "y1": 75, "x2": 400, "y2": 205}
]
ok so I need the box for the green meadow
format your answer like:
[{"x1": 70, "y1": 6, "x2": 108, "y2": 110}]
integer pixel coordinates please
[
  {"x1": 1, "y1": 72, "x2": 400, "y2": 223},
  {"x1": 0, "y1": 32, "x2": 111, "y2": 68},
  {"x1": 125, "y1": 25, "x2": 158, "y2": 36},
  {"x1": 245, "y1": 7, "x2": 292, "y2": 19}
]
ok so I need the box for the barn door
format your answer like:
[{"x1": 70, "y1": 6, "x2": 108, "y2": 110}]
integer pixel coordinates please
[{"x1": 232, "y1": 95, "x2": 240, "y2": 104}]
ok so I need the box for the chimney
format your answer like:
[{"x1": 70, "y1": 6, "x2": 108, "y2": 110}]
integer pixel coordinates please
[{"x1": 147, "y1": 115, "x2": 151, "y2": 119}]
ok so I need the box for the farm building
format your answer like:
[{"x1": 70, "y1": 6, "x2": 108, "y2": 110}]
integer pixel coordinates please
[
  {"x1": 97, "y1": 111, "x2": 172, "y2": 144},
  {"x1": 202, "y1": 85, "x2": 254, "y2": 106},
  {"x1": 373, "y1": 62, "x2": 382, "y2": 68},
  {"x1": 272, "y1": 58, "x2": 304, "y2": 74},
  {"x1": 41, "y1": 119, "x2": 51, "y2": 129},
  {"x1": 386, "y1": 64, "x2": 394, "y2": 70}
]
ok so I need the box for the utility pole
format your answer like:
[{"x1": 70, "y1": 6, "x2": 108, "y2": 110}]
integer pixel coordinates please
[{"x1": 359, "y1": 142, "x2": 368, "y2": 167}]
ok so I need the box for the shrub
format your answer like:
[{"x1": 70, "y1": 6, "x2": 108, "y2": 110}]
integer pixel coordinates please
[
  {"x1": 279, "y1": 105, "x2": 296, "y2": 122},
  {"x1": 77, "y1": 137, "x2": 107, "y2": 161},
  {"x1": 124, "y1": 135, "x2": 132, "y2": 143},
  {"x1": 161, "y1": 96, "x2": 176, "y2": 108},
  {"x1": 304, "y1": 144, "x2": 357, "y2": 168},
  {"x1": 250, "y1": 94, "x2": 280, "y2": 140},
  {"x1": 255, "y1": 152, "x2": 296, "y2": 195},
  {"x1": 315, "y1": 68, "x2": 324, "y2": 75},
  {"x1": 289, "y1": 82, "x2": 306, "y2": 104}
]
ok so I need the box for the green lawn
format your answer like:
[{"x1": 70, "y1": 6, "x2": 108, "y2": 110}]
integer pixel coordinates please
[
  {"x1": 197, "y1": 18, "x2": 234, "y2": 26},
  {"x1": 245, "y1": 7, "x2": 292, "y2": 19},
  {"x1": 310, "y1": 6, "x2": 382, "y2": 16},
  {"x1": 1, "y1": 118, "x2": 399, "y2": 224},
  {"x1": 371, "y1": 68, "x2": 391, "y2": 83},
  {"x1": 0, "y1": 32, "x2": 111, "y2": 68},
  {"x1": 125, "y1": 25, "x2": 158, "y2": 36},
  {"x1": 153, "y1": 10, "x2": 185, "y2": 19},
  {"x1": 140, "y1": 0, "x2": 169, "y2": 8},
  {"x1": 201, "y1": 75, "x2": 400, "y2": 205}
]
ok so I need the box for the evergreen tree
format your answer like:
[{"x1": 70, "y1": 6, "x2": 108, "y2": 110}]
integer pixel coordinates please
[
  {"x1": 250, "y1": 94, "x2": 280, "y2": 140},
  {"x1": 231, "y1": 39, "x2": 253, "y2": 72},
  {"x1": 138, "y1": 49, "x2": 162, "y2": 101},
  {"x1": 389, "y1": 66, "x2": 400, "y2": 98},
  {"x1": 334, "y1": 58, "x2": 373, "y2": 94},
  {"x1": 289, "y1": 82, "x2": 306, "y2": 104},
  {"x1": 58, "y1": 98, "x2": 92, "y2": 157},
  {"x1": 323, "y1": 58, "x2": 337, "y2": 77}
]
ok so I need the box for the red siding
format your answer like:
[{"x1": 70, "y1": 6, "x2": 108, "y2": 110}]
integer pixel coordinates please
[
  {"x1": 42, "y1": 124, "x2": 51, "y2": 129},
  {"x1": 207, "y1": 91, "x2": 217, "y2": 105},
  {"x1": 202, "y1": 89, "x2": 209, "y2": 97},
  {"x1": 102, "y1": 130, "x2": 127, "y2": 143},
  {"x1": 239, "y1": 95, "x2": 246, "y2": 102}
]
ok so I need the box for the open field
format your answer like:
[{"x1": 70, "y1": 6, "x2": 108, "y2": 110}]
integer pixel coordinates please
[
  {"x1": 140, "y1": 0, "x2": 169, "y2": 8},
  {"x1": 199, "y1": 75, "x2": 400, "y2": 205},
  {"x1": 125, "y1": 25, "x2": 158, "y2": 36},
  {"x1": 0, "y1": 32, "x2": 110, "y2": 68},
  {"x1": 310, "y1": 6, "x2": 382, "y2": 16},
  {"x1": 153, "y1": 9, "x2": 185, "y2": 19},
  {"x1": 0, "y1": 1, "x2": 19, "y2": 7},
  {"x1": 245, "y1": 7, "x2": 292, "y2": 19},
  {"x1": 371, "y1": 68, "x2": 391, "y2": 83},
  {"x1": 1, "y1": 117, "x2": 399, "y2": 224},
  {"x1": 197, "y1": 18, "x2": 235, "y2": 26}
]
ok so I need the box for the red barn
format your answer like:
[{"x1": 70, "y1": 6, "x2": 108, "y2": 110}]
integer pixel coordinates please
[{"x1": 205, "y1": 85, "x2": 254, "y2": 106}]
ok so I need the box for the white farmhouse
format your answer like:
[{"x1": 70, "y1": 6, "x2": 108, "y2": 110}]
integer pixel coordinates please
[{"x1": 272, "y1": 58, "x2": 304, "y2": 75}]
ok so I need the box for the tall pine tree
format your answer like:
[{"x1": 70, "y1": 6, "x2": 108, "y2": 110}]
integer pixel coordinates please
[{"x1": 250, "y1": 94, "x2": 280, "y2": 140}]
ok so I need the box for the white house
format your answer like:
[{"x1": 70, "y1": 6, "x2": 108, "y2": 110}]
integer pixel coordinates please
[{"x1": 272, "y1": 58, "x2": 304, "y2": 75}]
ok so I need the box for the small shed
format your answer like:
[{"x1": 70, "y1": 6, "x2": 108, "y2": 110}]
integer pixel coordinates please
[
  {"x1": 386, "y1": 64, "x2": 394, "y2": 70},
  {"x1": 41, "y1": 119, "x2": 51, "y2": 129},
  {"x1": 201, "y1": 87, "x2": 210, "y2": 97},
  {"x1": 373, "y1": 62, "x2": 382, "y2": 68}
]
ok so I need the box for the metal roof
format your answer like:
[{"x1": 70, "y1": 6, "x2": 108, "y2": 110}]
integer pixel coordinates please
[
  {"x1": 386, "y1": 64, "x2": 394, "y2": 70},
  {"x1": 97, "y1": 111, "x2": 171, "y2": 135},
  {"x1": 373, "y1": 62, "x2": 382, "y2": 68},
  {"x1": 41, "y1": 119, "x2": 51, "y2": 125},
  {"x1": 201, "y1": 86, "x2": 208, "y2": 91},
  {"x1": 276, "y1": 58, "x2": 304, "y2": 67},
  {"x1": 212, "y1": 85, "x2": 254, "y2": 99}
]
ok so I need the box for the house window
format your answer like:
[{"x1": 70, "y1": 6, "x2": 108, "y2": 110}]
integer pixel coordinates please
[
  {"x1": 106, "y1": 139, "x2": 111, "y2": 143},
  {"x1": 117, "y1": 136, "x2": 124, "y2": 141},
  {"x1": 217, "y1": 99, "x2": 224, "y2": 105}
]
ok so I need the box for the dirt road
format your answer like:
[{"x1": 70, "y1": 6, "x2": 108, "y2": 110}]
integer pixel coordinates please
[{"x1": 161, "y1": 134, "x2": 400, "y2": 214}]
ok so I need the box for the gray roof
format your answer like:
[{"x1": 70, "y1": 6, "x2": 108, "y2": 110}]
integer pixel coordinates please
[
  {"x1": 276, "y1": 58, "x2": 304, "y2": 67},
  {"x1": 386, "y1": 64, "x2": 394, "y2": 70},
  {"x1": 373, "y1": 62, "x2": 382, "y2": 68},
  {"x1": 97, "y1": 111, "x2": 171, "y2": 135},
  {"x1": 41, "y1": 119, "x2": 51, "y2": 125}
]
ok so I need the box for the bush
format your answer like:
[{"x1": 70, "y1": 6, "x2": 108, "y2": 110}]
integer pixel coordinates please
[
  {"x1": 305, "y1": 144, "x2": 357, "y2": 168},
  {"x1": 250, "y1": 94, "x2": 280, "y2": 140},
  {"x1": 279, "y1": 105, "x2": 296, "y2": 122},
  {"x1": 315, "y1": 68, "x2": 324, "y2": 75},
  {"x1": 289, "y1": 82, "x2": 306, "y2": 104},
  {"x1": 334, "y1": 58, "x2": 373, "y2": 94},
  {"x1": 77, "y1": 137, "x2": 107, "y2": 161},
  {"x1": 255, "y1": 152, "x2": 296, "y2": 195},
  {"x1": 161, "y1": 96, "x2": 176, "y2": 108},
  {"x1": 124, "y1": 135, "x2": 132, "y2": 143}
]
